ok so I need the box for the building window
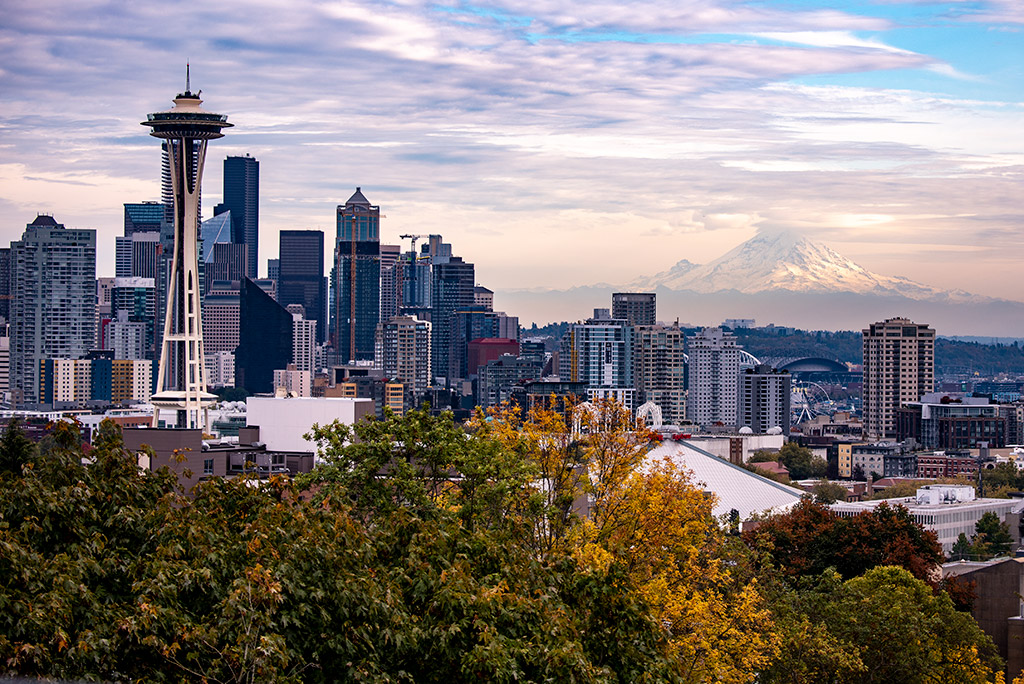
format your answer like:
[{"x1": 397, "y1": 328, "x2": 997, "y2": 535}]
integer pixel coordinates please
[{"x1": 203, "y1": 458, "x2": 214, "y2": 475}]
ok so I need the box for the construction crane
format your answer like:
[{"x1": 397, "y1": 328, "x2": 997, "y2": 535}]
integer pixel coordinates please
[{"x1": 399, "y1": 234, "x2": 431, "y2": 256}]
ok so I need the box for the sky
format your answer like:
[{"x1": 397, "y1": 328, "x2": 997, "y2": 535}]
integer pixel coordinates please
[{"x1": 1, "y1": 0, "x2": 1022, "y2": 313}]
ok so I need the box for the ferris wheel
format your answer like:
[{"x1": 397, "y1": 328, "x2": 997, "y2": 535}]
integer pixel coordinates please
[{"x1": 792, "y1": 381, "x2": 833, "y2": 425}]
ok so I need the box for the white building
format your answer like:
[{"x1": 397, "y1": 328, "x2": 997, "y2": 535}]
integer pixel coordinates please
[
  {"x1": 205, "y1": 350, "x2": 235, "y2": 389},
  {"x1": 246, "y1": 396, "x2": 375, "y2": 452},
  {"x1": 687, "y1": 327, "x2": 746, "y2": 428},
  {"x1": 558, "y1": 312, "x2": 634, "y2": 411},
  {"x1": 274, "y1": 367, "x2": 312, "y2": 397},
  {"x1": 292, "y1": 315, "x2": 317, "y2": 373},
  {"x1": 831, "y1": 485, "x2": 1024, "y2": 553}
]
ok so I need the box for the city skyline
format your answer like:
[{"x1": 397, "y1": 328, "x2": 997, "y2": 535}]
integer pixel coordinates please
[{"x1": 1, "y1": 0, "x2": 1022, "y2": 308}]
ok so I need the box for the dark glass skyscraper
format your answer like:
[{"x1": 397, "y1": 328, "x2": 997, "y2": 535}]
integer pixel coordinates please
[
  {"x1": 235, "y1": 277, "x2": 293, "y2": 394},
  {"x1": 279, "y1": 230, "x2": 326, "y2": 343},
  {"x1": 218, "y1": 154, "x2": 259, "y2": 279},
  {"x1": 332, "y1": 188, "x2": 380, "y2": 363},
  {"x1": 432, "y1": 257, "x2": 475, "y2": 383}
]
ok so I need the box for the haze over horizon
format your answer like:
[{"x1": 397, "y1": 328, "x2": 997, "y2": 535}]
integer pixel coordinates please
[{"x1": 2, "y1": 0, "x2": 1022, "y2": 313}]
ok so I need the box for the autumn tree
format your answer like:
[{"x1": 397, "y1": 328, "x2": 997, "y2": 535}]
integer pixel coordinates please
[{"x1": 745, "y1": 499, "x2": 943, "y2": 582}]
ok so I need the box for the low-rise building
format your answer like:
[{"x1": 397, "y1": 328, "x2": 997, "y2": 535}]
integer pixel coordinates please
[{"x1": 832, "y1": 485, "x2": 1024, "y2": 553}]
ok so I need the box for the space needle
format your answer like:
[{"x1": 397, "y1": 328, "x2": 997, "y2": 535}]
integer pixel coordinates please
[{"x1": 142, "y1": 68, "x2": 232, "y2": 429}]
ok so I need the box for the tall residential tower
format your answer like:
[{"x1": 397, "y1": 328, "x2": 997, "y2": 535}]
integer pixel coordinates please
[{"x1": 862, "y1": 317, "x2": 935, "y2": 440}]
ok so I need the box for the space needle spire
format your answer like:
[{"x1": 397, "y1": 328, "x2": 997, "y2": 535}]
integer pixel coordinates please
[{"x1": 142, "y1": 70, "x2": 232, "y2": 429}]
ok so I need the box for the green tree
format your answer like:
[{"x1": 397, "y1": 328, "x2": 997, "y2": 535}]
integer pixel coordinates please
[
  {"x1": 810, "y1": 479, "x2": 848, "y2": 504},
  {"x1": 971, "y1": 511, "x2": 1014, "y2": 559}
]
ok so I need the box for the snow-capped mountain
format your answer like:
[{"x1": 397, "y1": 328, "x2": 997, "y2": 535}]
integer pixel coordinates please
[{"x1": 628, "y1": 230, "x2": 975, "y2": 302}]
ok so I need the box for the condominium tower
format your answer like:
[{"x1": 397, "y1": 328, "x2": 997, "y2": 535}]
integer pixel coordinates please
[
  {"x1": 862, "y1": 317, "x2": 935, "y2": 440},
  {"x1": 10, "y1": 215, "x2": 96, "y2": 406}
]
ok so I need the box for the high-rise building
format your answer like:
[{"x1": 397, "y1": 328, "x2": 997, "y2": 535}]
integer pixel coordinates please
[
  {"x1": 292, "y1": 314, "x2": 317, "y2": 373},
  {"x1": 96, "y1": 276, "x2": 116, "y2": 349},
  {"x1": 687, "y1": 327, "x2": 742, "y2": 428},
  {"x1": 612, "y1": 292, "x2": 656, "y2": 327},
  {"x1": 124, "y1": 201, "x2": 165, "y2": 236},
  {"x1": 235, "y1": 277, "x2": 293, "y2": 395},
  {"x1": 332, "y1": 188, "x2": 380, "y2": 363},
  {"x1": 10, "y1": 215, "x2": 96, "y2": 406},
  {"x1": 431, "y1": 256, "x2": 475, "y2": 383},
  {"x1": 473, "y1": 286, "x2": 493, "y2": 311},
  {"x1": 115, "y1": 231, "x2": 162, "y2": 279},
  {"x1": 862, "y1": 317, "x2": 935, "y2": 440},
  {"x1": 558, "y1": 311, "x2": 634, "y2": 410},
  {"x1": 111, "y1": 277, "x2": 157, "y2": 360},
  {"x1": 279, "y1": 230, "x2": 326, "y2": 343},
  {"x1": 0, "y1": 247, "x2": 10, "y2": 322},
  {"x1": 144, "y1": 74, "x2": 232, "y2": 428},
  {"x1": 216, "y1": 154, "x2": 259, "y2": 278},
  {"x1": 267, "y1": 258, "x2": 280, "y2": 283},
  {"x1": 201, "y1": 283, "x2": 240, "y2": 355},
  {"x1": 204, "y1": 242, "x2": 247, "y2": 294},
  {"x1": 375, "y1": 316, "x2": 431, "y2": 395},
  {"x1": 739, "y1": 364, "x2": 791, "y2": 434},
  {"x1": 633, "y1": 325, "x2": 687, "y2": 426},
  {"x1": 379, "y1": 244, "x2": 403, "y2": 325}
]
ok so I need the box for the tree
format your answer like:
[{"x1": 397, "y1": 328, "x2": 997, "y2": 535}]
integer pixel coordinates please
[
  {"x1": 970, "y1": 511, "x2": 1014, "y2": 560},
  {"x1": 775, "y1": 442, "x2": 827, "y2": 480},
  {"x1": 810, "y1": 479, "x2": 848, "y2": 504},
  {"x1": 0, "y1": 419, "x2": 36, "y2": 477},
  {"x1": 745, "y1": 500, "x2": 943, "y2": 583}
]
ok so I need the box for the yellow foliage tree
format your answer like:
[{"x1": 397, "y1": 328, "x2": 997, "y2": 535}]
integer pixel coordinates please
[{"x1": 483, "y1": 398, "x2": 780, "y2": 683}]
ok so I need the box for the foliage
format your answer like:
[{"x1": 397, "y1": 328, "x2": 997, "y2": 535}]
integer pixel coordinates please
[
  {"x1": 745, "y1": 500, "x2": 943, "y2": 583},
  {"x1": 774, "y1": 443, "x2": 827, "y2": 481},
  {"x1": 809, "y1": 479, "x2": 848, "y2": 504},
  {"x1": 868, "y1": 480, "x2": 925, "y2": 500},
  {"x1": 212, "y1": 386, "x2": 251, "y2": 402},
  {"x1": 970, "y1": 511, "x2": 1014, "y2": 560}
]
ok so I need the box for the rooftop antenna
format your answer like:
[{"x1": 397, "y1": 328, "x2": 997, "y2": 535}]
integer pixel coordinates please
[{"x1": 186, "y1": 62, "x2": 191, "y2": 93}]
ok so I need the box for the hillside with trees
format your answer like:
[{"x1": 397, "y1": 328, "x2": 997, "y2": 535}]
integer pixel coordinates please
[{"x1": 0, "y1": 409, "x2": 1013, "y2": 682}]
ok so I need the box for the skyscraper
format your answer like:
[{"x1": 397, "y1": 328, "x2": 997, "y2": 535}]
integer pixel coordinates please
[
  {"x1": 332, "y1": 188, "x2": 380, "y2": 363},
  {"x1": 558, "y1": 311, "x2": 634, "y2": 410},
  {"x1": 739, "y1": 364, "x2": 791, "y2": 434},
  {"x1": 10, "y1": 215, "x2": 96, "y2": 406},
  {"x1": 124, "y1": 201, "x2": 165, "y2": 236},
  {"x1": 375, "y1": 315, "x2": 432, "y2": 395},
  {"x1": 612, "y1": 292, "x2": 656, "y2": 326},
  {"x1": 862, "y1": 317, "x2": 935, "y2": 440},
  {"x1": 687, "y1": 327, "x2": 743, "y2": 428},
  {"x1": 432, "y1": 256, "x2": 475, "y2": 383},
  {"x1": 235, "y1": 277, "x2": 293, "y2": 395},
  {"x1": 143, "y1": 73, "x2": 232, "y2": 428},
  {"x1": 633, "y1": 324, "x2": 687, "y2": 426},
  {"x1": 279, "y1": 230, "x2": 326, "y2": 343},
  {"x1": 218, "y1": 154, "x2": 259, "y2": 278},
  {"x1": 379, "y1": 244, "x2": 403, "y2": 325}
]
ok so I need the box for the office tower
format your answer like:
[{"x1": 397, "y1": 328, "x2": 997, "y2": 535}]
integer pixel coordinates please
[
  {"x1": 474, "y1": 286, "x2": 493, "y2": 311},
  {"x1": 558, "y1": 311, "x2": 634, "y2": 410},
  {"x1": 124, "y1": 201, "x2": 165, "y2": 236},
  {"x1": 379, "y1": 244, "x2": 402, "y2": 324},
  {"x1": 612, "y1": 292, "x2": 656, "y2": 327},
  {"x1": 115, "y1": 231, "x2": 162, "y2": 280},
  {"x1": 432, "y1": 256, "x2": 475, "y2": 383},
  {"x1": 279, "y1": 230, "x2": 326, "y2": 343},
  {"x1": 633, "y1": 325, "x2": 687, "y2": 426},
  {"x1": 202, "y1": 282, "x2": 240, "y2": 354},
  {"x1": 10, "y1": 215, "x2": 96, "y2": 406},
  {"x1": 375, "y1": 315, "x2": 431, "y2": 395},
  {"x1": 292, "y1": 314, "x2": 317, "y2": 373},
  {"x1": 0, "y1": 247, "x2": 10, "y2": 321},
  {"x1": 218, "y1": 154, "x2": 259, "y2": 278},
  {"x1": 111, "y1": 277, "x2": 157, "y2": 360},
  {"x1": 204, "y1": 242, "x2": 247, "y2": 294},
  {"x1": 235, "y1": 277, "x2": 293, "y2": 395},
  {"x1": 108, "y1": 312, "x2": 147, "y2": 361},
  {"x1": 143, "y1": 74, "x2": 232, "y2": 428},
  {"x1": 739, "y1": 364, "x2": 791, "y2": 434},
  {"x1": 687, "y1": 327, "x2": 742, "y2": 428},
  {"x1": 205, "y1": 350, "x2": 235, "y2": 389},
  {"x1": 267, "y1": 258, "x2": 280, "y2": 283},
  {"x1": 332, "y1": 188, "x2": 380, "y2": 363},
  {"x1": 862, "y1": 317, "x2": 935, "y2": 440}
]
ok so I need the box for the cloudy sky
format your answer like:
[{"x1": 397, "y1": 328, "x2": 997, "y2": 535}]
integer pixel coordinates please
[{"x1": 1, "y1": 0, "x2": 1022, "y2": 310}]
